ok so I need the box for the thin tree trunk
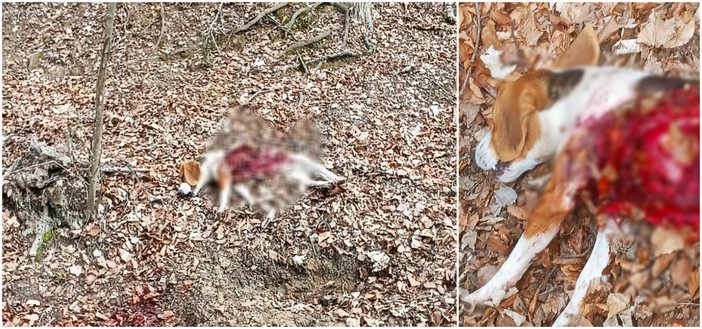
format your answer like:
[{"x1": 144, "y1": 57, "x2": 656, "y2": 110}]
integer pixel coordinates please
[{"x1": 87, "y1": 2, "x2": 117, "y2": 216}]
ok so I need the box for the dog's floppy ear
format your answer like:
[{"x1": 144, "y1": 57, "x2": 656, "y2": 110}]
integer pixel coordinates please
[
  {"x1": 553, "y1": 25, "x2": 600, "y2": 69},
  {"x1": 490, "y1": 72, "x2": 547, "y2": 162},
  {"x1": 179, "y1": 161, "x2": 201, "y2": 186}
]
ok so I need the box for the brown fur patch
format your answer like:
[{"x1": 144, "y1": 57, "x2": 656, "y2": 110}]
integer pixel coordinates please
[
  {"x1": 552, "y1": 25, "x2": 600, "y2": 69},
  {"x1": 523, "y1": 147, "x2": 577, "y2": 237},
  {"x1": 217, "y1": 164, "x2": 231, "y2": 190},
  {"x1": 180, "y1": 161, "x2": 201, "y2": 186},
  {"x1": 490, "y1": 70, "x2": 550, "y2": 162}
]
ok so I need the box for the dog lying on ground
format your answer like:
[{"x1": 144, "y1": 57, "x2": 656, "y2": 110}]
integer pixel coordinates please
[
  {"x1": 465, "y1": 25, "x2": 699, "y2": 326},
  {"x1": 178, "y1": 143, "x2": 344, "y2": 220}
]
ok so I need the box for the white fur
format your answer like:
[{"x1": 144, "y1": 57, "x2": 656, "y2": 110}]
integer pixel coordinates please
[
  {"x1": 553, "y1": 218, "x2": 619, "y2": 326},
  {"x1": 462, "y1": 225, "x2": 560, "y2": 307},
  {"x1": 475, "y1": 67, "x2": 649, "y2": 182}
]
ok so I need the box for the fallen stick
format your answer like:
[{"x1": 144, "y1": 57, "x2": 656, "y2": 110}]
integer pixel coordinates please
[
  {"x1": 283, "y1": 49, "x2": 360, "y2": 72},
  {"x1": 101, "y1": 167, "x2": 150, "y2": 174},
  {"x1": 266, "y1": 14, "x2": 294, "y2": 36},
  {"x1": 296, "y1": 51, "x2": 309, "y2": 74},
  {"x1": 306, "y1": 49, "x2": 360, "y2": 65},
  {"x1": 284, "y1": 30, "x2": 330, "y2": 53},
  {"x1": 234, "y1": 2, "x2": 289, "y2": 34},
  {"x1": 458, "y1": 2, "x2": 481, "y2": 98}
]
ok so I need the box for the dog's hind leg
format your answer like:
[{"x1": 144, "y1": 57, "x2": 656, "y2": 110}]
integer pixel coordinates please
[
  {"x1": 290, "y1": 154, "x2": 344, "y2": 182},
  {"x1": 462, "y1": 224, "x2": 561, "y2": 309},
  {"x1": 234, "y1": 184, "x2": 256, "y2": 209},
  {"x1": 552, "y1": 217, "x2": 618, "y2": 326}
]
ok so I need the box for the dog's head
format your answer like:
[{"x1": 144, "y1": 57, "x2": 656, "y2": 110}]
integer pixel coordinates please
[
  {"x1": 177, "y1": 160, "x2": 201, "y2": 195},
  {"x1": 475, "y1": 25, "x2": 600, "y2": 182}
]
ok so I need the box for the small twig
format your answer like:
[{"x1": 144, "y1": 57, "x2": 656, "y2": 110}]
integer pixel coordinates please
[
  {"x1": 431, "y1": 80, "x2": 454, "y2": 101},
  {"x1": 284, "y1": 30, "x2": 330, "y2": 53},
  {"x1": 234, "y1": 2, "x2": 289, "y2": 34},
  {"x1": 284, "y1": 2, "x2": 323, "y2": 31},
  {"x1": 529, "y1": 266, "x2": 557, "y2": 320},
  {"x1": 155, "y1": 3, "x2": 165, "y2": 49},
  {"x1": 65, "y1": 128, "x2": 77, "y2": 172},
  {"x1": 101, "y1": 167, "x2": 150, "y2": 174},
  {"x1": 296, "y1": 50, "x2": 309, "y2": 74},
  {"x1": 205, "y1": 2, "x2": 225, "y2": 56},
  {"x1": 247, "y1": 89, "x2": 273, "y2": 104},
  {"x1": 458, "y1": 2, "x2": 481, "y2": 98},
  {"x1": 1, "y1": 158, "x2": 22, "y2": 184},
  {"x1": 266, "y1": 15, "x2": 294, "y2": 37},
  {"x1": 470, "y1": 72, "x2": 496, "y2": 99}
]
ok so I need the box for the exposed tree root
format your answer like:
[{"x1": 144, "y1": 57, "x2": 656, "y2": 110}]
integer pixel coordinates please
[
  {"x1": 284, "y1": 30, "x2": 330, "y2": 53},
  {"x1": 283, "y1": 49, "x2": 360, "y2": 72},
  {"x1": 284, "y1": 2, "x2": 323, "y2": 31},
  {"x1": 305, "y1": 49, "x2": 360, "y2": 65},
  {"x1": 234, "y1": 2, "x2": 289, "y2": 34}
]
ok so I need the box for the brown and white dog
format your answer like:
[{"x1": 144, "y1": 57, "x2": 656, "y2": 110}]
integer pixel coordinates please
[
  {"x1": 466, "y1": 25, "x2": 699, "y2": 326},
  {"x1": 178, "y1": 144, "x2": 344, "y2": 219}
]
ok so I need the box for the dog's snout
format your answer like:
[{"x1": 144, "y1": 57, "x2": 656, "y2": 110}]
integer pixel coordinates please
[
  {"x1": 177, "y1": 182, "x2": 192, "y2": 196},
  {"x1": 475, "y1": 132, "x2": 499, "y2": 170}
]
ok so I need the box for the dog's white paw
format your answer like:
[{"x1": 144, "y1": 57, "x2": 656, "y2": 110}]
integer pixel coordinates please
[
  {"x1": 462, "y1": 285, "x2": 516, "y2": 311},
  {"x1": 553, "y1": 306, "x2": 579, "y2": 327}
]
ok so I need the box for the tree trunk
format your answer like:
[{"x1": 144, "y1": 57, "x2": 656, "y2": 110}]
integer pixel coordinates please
[{"x1": 87, "y1": 2, "x2": 117, "y2": 216}]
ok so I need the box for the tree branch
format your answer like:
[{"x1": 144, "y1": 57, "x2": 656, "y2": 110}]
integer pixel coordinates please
[{"x1": 87, "y1": 2, "x2": 117, "y2": 216}]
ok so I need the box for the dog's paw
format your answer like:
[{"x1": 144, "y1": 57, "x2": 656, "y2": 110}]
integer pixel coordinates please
[
  {"x1": 462, "y1": 285, "x2": 516, "y2": 311},
  {"x1": 216, "y1": 205, "x2": 228, "y2": 214}
]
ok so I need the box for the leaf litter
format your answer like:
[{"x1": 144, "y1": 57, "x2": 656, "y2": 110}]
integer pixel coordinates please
[
  {"x1": 2, "y1": 2, "x2": 456, "y2": 326},
  {"x1": 458, "y1": 2, "x2": 699, "y2": 326}
]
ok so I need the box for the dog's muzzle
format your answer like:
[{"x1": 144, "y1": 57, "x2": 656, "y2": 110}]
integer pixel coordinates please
[
  {"x1": 475, "y1": 132, "x2": 499, "y2": 170},
  {"x1": 178, "y1": 182, "x2": 192, "y2": 195}
]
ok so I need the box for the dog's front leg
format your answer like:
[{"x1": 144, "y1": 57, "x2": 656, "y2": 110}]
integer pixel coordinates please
[
  {"x1": 216, "y1": 166, "x2": 232, "y2": 213},
  {"x1": 192, "y1": 168, "x2": 211, "y2": 196},
  {"x1": 462, "y1": 225, "x2": 560, "y2": 308},
  {"x1": 552, "y1": 217, "x2": 618, "y2": 326},
  {"x1": 217, "y1": 185, "x2": 231, "y2": 213},
  {"x1": 464, "y1": 147, "x2": 584, "y2": 310}
]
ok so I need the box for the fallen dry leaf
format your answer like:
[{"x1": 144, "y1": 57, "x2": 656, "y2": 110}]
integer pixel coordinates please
[
  {"x1": 671, "y1": 253, "x2": 692, "y2": 287},
  {"x1": 650, "y1": 226, "x2": 684, "y2": 256},
  {"x1": 606, "y1": 293, "x2": 630, "y2": 319},
  {"x1": 637, "y1": 13, "x2": 695, "y2": 49},
  {"x1": 688, "y1": 267, "x2": 700, "y2": 295}
]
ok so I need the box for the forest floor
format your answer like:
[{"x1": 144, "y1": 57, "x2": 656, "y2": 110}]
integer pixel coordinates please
[
  {"x1": 458, "y1": 2, "x2": 700, "y2": 327},
  {"x1": 2, "y1": 3, "x2": 456, "y2": 326}
]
